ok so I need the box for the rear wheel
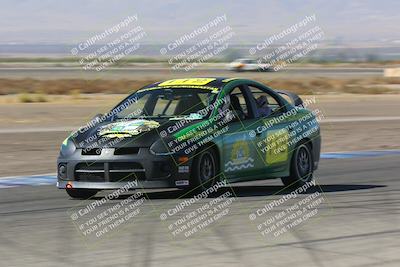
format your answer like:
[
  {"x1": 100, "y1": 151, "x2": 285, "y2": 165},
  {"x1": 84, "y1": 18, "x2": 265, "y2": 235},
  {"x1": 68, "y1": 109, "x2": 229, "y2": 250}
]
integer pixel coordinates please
[
  {"x1": 66, "y1": 188, "x2": 98, "y2": 199},
  {"x1": 281, "y1": 143, "x2": 314, "y2": 188}
]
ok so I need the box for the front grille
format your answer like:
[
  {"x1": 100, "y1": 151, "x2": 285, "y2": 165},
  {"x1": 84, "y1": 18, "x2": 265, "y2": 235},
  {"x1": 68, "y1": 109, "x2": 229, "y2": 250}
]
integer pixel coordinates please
[
  {"x1": 109, "y1": 162, "x2": 145, "y2": 182},
  {"x1": 110, "y1": 162, "x2": 143, "y2": 170},
  {"x1": 109, "y1": 172, "x2": 145, "y2": 182},
  {"x1": 75, "y1": 162, "x2": 104, "y2": 171},
  {"x1": 76, "y1": 172, "x2": 105, "y2": 182},
  {"x1": 74, "y1": 162, "x2": 145, "y2": 182},
  {"x1": 75, "y1": 162, "x2": 105, "y2": 181}
]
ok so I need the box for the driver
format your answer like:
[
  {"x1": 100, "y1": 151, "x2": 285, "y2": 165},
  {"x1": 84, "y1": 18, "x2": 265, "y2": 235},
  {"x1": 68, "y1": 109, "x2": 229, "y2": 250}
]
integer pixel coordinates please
[{"x1": 256, "y1": 95, "x2": 271, "y2": 117}]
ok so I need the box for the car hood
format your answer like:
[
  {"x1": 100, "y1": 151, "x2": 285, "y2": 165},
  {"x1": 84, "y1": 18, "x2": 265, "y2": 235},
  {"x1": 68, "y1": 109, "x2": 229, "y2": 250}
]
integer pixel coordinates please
[{"x1": 72, "y1": 118, "x2": 199, "y2": 148}]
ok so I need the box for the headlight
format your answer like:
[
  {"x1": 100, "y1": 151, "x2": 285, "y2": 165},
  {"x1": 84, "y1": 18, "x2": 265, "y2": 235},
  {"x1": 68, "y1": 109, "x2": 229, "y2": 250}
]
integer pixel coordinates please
[
  {"x1": 149, "y1": 137, "x2": 175, "y2": 156},
  {"x1": 60, "y1": 138, "x2": 76, "y2": 157}
]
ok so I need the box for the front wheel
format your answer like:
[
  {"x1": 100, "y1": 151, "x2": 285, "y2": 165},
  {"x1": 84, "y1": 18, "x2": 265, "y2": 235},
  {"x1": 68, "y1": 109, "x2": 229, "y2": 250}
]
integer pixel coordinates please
[
  {"x1": 281, "y1": 143, "x2": 314, "y2": 188},
  {"x1": 191, "y1": 147, "x2": 218, "y2": 192},
  {"x1": 66, "y1": 188, "x2": 98, "y2": 199}
]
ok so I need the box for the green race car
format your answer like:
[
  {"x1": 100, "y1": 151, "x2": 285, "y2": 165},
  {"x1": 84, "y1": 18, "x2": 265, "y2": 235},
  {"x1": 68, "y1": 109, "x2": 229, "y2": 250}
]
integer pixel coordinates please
[{"x1": 57, "y1": 78, "x2": 321, "y2": 199}]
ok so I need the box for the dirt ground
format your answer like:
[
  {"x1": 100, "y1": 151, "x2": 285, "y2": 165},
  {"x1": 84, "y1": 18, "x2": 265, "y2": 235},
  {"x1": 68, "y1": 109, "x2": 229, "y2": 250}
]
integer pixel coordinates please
[{"x1": 0, "y1": 94, "x2": 399, "y2": 176}]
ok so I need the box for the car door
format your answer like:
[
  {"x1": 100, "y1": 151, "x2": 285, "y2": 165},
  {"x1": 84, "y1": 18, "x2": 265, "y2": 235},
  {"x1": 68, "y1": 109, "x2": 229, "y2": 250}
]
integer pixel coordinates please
[
  {"x1": 221, "y1": 85, "x2": 267, "y2": 181},
  {"x1": 245, "y1": 84, "x2": 293, "y2": 175}
]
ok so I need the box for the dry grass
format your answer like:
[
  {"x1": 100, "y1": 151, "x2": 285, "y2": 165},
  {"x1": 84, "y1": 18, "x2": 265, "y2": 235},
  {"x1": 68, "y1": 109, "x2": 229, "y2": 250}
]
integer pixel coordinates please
[
  {"x1": 18, "y1": 93, "x2": 34, "y2": 103},
  {"x1": 0, "y1": 79, "x2": 155, "y2": 95},
  {"x1": 18, "y1": 92, "x2": 49, "y2": 103},
  {"x1": 69, "y1": 89, "x2": 90, "y2": 100},
  {"x1": 0, "y1": 77, "x2": 399, "y2": 96}
]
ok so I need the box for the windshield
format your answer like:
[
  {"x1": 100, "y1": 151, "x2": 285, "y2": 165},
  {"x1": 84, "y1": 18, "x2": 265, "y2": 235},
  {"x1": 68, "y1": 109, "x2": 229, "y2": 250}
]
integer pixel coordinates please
[{"x1": 110, "y1": 88, "x2": 218, "y2": 120}]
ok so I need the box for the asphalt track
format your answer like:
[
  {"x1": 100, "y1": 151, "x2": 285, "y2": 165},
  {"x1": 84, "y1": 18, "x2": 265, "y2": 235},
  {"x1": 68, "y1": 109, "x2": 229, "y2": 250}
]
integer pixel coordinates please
[{"x1": 0, "y1": 154, "x2": 399, "y2": 266}]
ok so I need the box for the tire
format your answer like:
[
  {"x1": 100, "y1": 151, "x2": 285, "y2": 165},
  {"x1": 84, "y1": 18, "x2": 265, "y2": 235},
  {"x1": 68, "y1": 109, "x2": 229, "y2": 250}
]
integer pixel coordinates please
[
  {"x1": 281, "y1": 143, "x2": 314, "y2": 188},
  {"x1": 66, "y1": 188, "x2": 98, "y2": 199},
  {"x1": 191, "y1": 147, "x2": 219, "y2": 192}
]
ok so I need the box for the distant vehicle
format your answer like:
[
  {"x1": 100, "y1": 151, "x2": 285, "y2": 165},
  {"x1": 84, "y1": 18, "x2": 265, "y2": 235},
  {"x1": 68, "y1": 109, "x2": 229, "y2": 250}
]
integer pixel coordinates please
[
  {"x1": 57, "y1": 78, "x2": 320, "y2": 199},
  {"x1": 227, "y1": 58, "x2": 274, "y2": 72}
]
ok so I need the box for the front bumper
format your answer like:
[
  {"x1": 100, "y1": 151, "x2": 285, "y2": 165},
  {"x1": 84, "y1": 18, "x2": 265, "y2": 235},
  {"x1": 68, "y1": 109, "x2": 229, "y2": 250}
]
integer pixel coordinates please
[
  {"x1": 57, "y1": 147, "x2": 191, "y2": 190},
  {"x1": 57, "y1": 180, "x2": 172, "y2": 190}
]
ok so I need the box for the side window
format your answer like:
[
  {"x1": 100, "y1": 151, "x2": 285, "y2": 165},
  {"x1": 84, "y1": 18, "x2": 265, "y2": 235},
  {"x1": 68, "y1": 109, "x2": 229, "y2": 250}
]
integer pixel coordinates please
[
  {"x1": 228, "y1": 86, "x2": 251, "y2": 120},
  {"x1": 248, "y1": 85, "x2": 284, "y2": 118}
]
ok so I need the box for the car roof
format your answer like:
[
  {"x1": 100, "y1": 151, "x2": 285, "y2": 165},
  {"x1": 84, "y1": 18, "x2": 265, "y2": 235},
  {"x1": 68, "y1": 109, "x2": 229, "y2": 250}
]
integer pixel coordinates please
[
  {"x1": 140, "y1": 77, "x2": 242, "y2": 92},
  {"x1": 137, "y1": 77, "x2": 282, "y2": 97},
  {"x1": 133, "y1": 78, "x2": 292, "y2": 107}
]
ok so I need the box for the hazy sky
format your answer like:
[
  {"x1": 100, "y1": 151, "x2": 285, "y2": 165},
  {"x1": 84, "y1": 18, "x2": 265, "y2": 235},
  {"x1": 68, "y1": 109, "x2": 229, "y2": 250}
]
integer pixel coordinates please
[{"x1": 1, "y1": 0, "x2": 399, "y2": 45}]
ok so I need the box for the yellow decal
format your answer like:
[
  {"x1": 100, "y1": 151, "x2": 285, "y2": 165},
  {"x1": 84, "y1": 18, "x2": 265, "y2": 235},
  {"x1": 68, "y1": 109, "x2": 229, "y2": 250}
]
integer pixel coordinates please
[
  {"x1": 266, "y1": 129, "x2": 289, "y2": 164},
  {"x1": 138, "y1": 85, "x2": 219, "y2": 93},
  {"x1": 62, "y1": 131, "x2": 77, "y2": 146},
  {"x1": 159, "y1": 78, "x2": 216, "y2": 86},
  {"x1": 62, "y1": 137, "x2": 69, "y2": 146},
  {"x1": 222, "y1": 78, "x2": 240, "y2": 82}
]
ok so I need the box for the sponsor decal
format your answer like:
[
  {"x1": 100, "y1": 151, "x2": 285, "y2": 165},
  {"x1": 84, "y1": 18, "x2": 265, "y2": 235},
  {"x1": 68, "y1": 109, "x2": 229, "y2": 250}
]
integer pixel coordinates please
[
  {"x1": 159, "y1": 78, "x2": 216, "y2": 86},
  {"x1": 178, "y1": 166, "x2": 190, "y2": 173},
  {"x1": 175, "y1": 180, "x2": 189, "y2": 186},
  {"x1": 266, "y1": 129, "x2": 289, "y2": 164},
  {"x1": 98, "y1": 119, "x2": 160, "y2": 138},
  {"x1": 225, "y1": 140, "x2": 254, "y2": 172}
]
